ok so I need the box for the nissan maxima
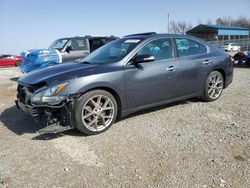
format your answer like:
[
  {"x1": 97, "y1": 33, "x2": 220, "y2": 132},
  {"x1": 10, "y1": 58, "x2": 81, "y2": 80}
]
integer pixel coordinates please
[{"x1": 16, "y1": 32, "x2": 233, "y2": 135}]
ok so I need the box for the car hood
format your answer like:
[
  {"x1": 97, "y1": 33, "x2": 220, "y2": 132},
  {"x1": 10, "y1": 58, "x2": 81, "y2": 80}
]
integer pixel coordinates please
[{"x1": 18, "y1": 62, "x2": 99, "y2": 85}]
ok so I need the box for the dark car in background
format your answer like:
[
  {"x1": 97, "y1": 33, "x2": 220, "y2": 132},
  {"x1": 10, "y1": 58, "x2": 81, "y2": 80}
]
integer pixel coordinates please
[
  {"x1": 0, "y1": 55, "x2": 22, "y2": 66},
  {"x1": 16, "y1": 32, "x2": 233, "y2": 135}
]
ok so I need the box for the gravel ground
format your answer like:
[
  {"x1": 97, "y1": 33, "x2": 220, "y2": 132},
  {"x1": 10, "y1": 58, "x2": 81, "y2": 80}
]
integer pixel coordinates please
[{"x1": 0, "y1": 66, "x2": 249, "y2": 188}]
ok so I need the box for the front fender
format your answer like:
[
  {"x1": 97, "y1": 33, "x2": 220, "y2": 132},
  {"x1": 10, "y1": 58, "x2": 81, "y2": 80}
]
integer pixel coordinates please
[{"x1": 59, "y1": 72, "x2": 126, "y2": 111}]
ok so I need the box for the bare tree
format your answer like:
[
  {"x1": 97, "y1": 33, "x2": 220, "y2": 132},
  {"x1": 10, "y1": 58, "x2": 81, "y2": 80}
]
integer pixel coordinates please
[
  {"x1": 216, "y1": 16, "x2": 250, "y2": 29},
  {"x1": 169, "y1": 21, "x2": 192, "y2": 34},
  {"x1": 216, "y1": 18, "x2": 224, "y2": 25}
]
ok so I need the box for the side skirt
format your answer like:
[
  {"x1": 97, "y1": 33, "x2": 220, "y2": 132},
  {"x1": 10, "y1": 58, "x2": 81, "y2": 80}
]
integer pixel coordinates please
[{"x1": 121, "y1": 92, "x2": 202, "y2": 118}]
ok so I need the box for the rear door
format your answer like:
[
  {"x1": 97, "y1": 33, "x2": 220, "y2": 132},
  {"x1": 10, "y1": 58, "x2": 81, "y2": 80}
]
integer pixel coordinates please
[
  {"x1": 61, "y1": 38, "x2": 89, "y2": 61},
  {"x1": 125, "y1": 38, "x2": 179, "y2": 109},
  {"x1": 174, "y1": 38, "x2": 213, "y2": 96}
]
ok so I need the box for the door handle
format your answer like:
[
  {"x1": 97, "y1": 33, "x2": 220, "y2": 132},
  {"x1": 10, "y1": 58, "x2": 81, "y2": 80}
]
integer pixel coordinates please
[
  {"x1": 166, "y1": 66, "x2": 177, "y2": 71},
  {"x1": 203, "y1": 60, "x2": 212, "y2": 65}
]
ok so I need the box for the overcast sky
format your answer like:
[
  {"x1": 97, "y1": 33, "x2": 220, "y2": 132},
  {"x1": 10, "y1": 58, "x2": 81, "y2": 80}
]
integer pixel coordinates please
[{"x1": 0, "y1": 0, "x2": 249, "y2": 54}]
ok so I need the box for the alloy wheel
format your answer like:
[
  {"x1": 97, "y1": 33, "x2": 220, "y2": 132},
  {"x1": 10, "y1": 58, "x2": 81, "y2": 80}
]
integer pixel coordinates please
[
  {"x1": 207, "y1": 73, "x2": 223, "y2": 100},
  {"x1": 81, "y1": 95, "x2": 115, "y2": 132}
]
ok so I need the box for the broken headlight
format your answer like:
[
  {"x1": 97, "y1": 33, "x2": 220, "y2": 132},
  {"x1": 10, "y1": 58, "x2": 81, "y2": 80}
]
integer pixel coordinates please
[{"x1": 31, "y1": 82, "x2": 68, "y2": 104}]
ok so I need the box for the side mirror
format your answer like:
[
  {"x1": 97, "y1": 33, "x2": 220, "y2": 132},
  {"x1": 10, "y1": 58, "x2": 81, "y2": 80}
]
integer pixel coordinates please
[
  {"x1": 65, "y1": 46, "x2": 73, "y2": 53},
  {"x1": 134, "y1": 54, "x2": 155, "y2": 64}
]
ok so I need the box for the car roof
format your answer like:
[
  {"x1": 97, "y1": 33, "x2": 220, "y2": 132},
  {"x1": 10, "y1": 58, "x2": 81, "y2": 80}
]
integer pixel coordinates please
[
  {"x1": 122, "y1": 32, "x2": 211, "y2": 48},
  {"x1": 123, "y1": 32, "x2": 194, "y2": 40},
  {"x1": 57, "y1": 36, "x2": 117, "y2": 40}
]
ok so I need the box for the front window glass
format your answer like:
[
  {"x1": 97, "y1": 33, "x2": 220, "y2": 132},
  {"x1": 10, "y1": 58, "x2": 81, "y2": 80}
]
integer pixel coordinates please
[
  {"x1": 81, "y1": 38, "x2": 142, "y2": 64},
  {"x1": 137, "y1": 38, "x2": 173, "y2": 61},
  {"x1": 175, "y1": 38, "x2": 207, "y2": 57},
  {"x1": 49, "y1": 39, "x2": 68, "y2": 50},
  {"x1": 67, "y1": 39, "x2": 88, "y2": 51}
]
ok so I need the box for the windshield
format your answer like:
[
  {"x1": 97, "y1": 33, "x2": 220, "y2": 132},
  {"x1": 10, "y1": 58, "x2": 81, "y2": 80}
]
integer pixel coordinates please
[
  {"x1": 81, "y1": 38, "x2": 142, "y2": 64},
  {"x1": 49, "y1": 39, "x2": 68, "y2": 50}
]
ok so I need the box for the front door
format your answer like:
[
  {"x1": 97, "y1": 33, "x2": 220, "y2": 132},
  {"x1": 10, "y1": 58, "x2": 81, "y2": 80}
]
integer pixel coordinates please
[{"x1": 124, "y1": 38, "x2": 179, "y2": 110}]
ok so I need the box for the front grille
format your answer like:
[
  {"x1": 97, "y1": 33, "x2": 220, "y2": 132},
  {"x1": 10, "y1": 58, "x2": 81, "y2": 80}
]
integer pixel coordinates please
[
  {"x1": 17, "y1": 84, "x2": 35, "y2": 104},
  {"x1": 17, "y1": 82, "x2": 47, "y2": 104}
]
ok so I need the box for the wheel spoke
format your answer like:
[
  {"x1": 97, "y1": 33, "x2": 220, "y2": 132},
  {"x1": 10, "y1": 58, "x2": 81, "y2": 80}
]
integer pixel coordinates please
[
  {"x1": 215, "y1": 75, "x2": 219, "y2": 83},
  {"x1": 97, "y1": 95, "x2": 102, "y2": 106},
  {"x1": 211, "y1": 88, "x2": 216, "y2": 97},
  {"x1": 216, "y1": 80, "x2": 222, "y2": 85},
  {"x1": 82, "y1": 111, "x2": 94, "y2": 119},
  {"x1": 100, "y1": 116, "x2": 106, "y2": 127},
  {"x1": 208, "y1": 87, "x2": 213, "y2": 93},
  {"x1": 93, "y1": 119, "x2": 98, "y2": 129},
  {"x1": 102, "y1": 107, "x2": 114, "y2": 111},
  {"x1": 103, "y1": 115, "x2": 112, "y2": 119},
  {"x1": 90, "y1": 99, "x2": 98, "y2": 108},
  {"x1": 211, "y1": 76, "x2": 216, "y2": 83},
  {"x1": 103, "y1": 98, "x2": 110, "y2": 108},
  {"x1": 87, "y1": 118, "x2": 97, "y2": 127},
  {"x1": 84, "y1": 107, "x2": 92, "y2": 113}
]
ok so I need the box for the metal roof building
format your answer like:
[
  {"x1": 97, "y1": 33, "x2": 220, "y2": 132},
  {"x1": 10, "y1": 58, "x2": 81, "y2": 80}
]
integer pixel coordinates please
[{"x1": 186, "y1": 24, "x2": 249, "y2": 41}]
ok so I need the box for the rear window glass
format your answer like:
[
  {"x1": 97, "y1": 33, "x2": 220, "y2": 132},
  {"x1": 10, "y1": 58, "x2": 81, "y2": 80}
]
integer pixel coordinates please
[{"x1": 175, "y1": 38, "x2": 207, "y2": 57}]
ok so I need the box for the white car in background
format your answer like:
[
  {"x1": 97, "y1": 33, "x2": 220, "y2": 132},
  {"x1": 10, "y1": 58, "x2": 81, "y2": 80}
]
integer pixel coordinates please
[{"x1": 221, "y1": 43, "x2": 241, "y2": 52}]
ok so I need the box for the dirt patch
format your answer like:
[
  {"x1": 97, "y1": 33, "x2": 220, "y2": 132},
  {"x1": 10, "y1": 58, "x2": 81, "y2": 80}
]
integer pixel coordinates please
[{"x1": 52, "y1": 136, "x2": 103, "y2": 167}]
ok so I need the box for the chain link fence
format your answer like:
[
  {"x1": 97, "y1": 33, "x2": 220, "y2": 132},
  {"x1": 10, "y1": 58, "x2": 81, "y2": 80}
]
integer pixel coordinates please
[{"x1": 208, "y1": 37, "x2": 250, "y2": 51}]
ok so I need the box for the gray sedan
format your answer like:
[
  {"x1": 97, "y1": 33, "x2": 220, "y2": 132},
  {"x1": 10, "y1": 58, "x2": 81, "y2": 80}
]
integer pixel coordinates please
[{"x1": 16, "y1": 32, "x2": 233, "y2": 135}]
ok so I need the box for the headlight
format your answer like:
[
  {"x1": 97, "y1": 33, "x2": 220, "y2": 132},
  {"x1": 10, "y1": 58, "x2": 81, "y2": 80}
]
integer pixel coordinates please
[{"x1": 31, "y1": 82, "x2": 68, "y2": 104}]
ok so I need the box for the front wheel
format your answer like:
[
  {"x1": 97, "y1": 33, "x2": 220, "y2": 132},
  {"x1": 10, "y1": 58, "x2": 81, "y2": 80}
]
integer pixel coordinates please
[
  {"x1": 74, "y1": 90, "x2": 118, "y2": 135},
  {"x1": 202, "y1": 71, "x2": 224, "y2": 102}
]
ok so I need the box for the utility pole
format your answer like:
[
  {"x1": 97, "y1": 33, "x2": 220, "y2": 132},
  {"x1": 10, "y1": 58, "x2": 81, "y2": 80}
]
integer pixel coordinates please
[
  {"x1": 229, "y1": 16, "x2": 231, "y2": 40},
  {"x1": 167, "y1": 13, "x2": 170, "y2": 33}
]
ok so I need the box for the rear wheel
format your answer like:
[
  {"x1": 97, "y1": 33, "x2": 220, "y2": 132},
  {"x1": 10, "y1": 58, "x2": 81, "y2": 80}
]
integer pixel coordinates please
[
  {"x1": 74, "y1": 90, "x2": 118, "y2": 135},
  {"x1": 202, "y1": 71, "x2": 224, "y2": 102}
]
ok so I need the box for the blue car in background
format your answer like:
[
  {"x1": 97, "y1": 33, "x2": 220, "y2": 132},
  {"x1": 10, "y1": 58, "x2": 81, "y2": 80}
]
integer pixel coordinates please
[{"x1": 20, "y1": 35, "x2": 117, "y2": 73}]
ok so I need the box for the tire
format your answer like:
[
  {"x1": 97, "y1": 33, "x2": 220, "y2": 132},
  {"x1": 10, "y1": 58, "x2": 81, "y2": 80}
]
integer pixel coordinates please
[
  {"x1": 202, "y1": 71, "x2": 224, "y2": 102},
  {"x1": 74, "y1": 90, "x2": 118, "y2": 135},
  {"x1": 15, "y1": 60, "x2": 21, "y2": 66}
]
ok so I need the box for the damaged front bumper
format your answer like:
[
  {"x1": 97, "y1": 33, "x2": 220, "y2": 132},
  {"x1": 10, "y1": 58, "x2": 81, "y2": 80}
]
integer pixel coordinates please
[
  {"x1": 15, "y1": 97, "x2": 76, "y2": 134},
  {"x1": 15, "y1": 99, "x2": 41, "y2": 117}
]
